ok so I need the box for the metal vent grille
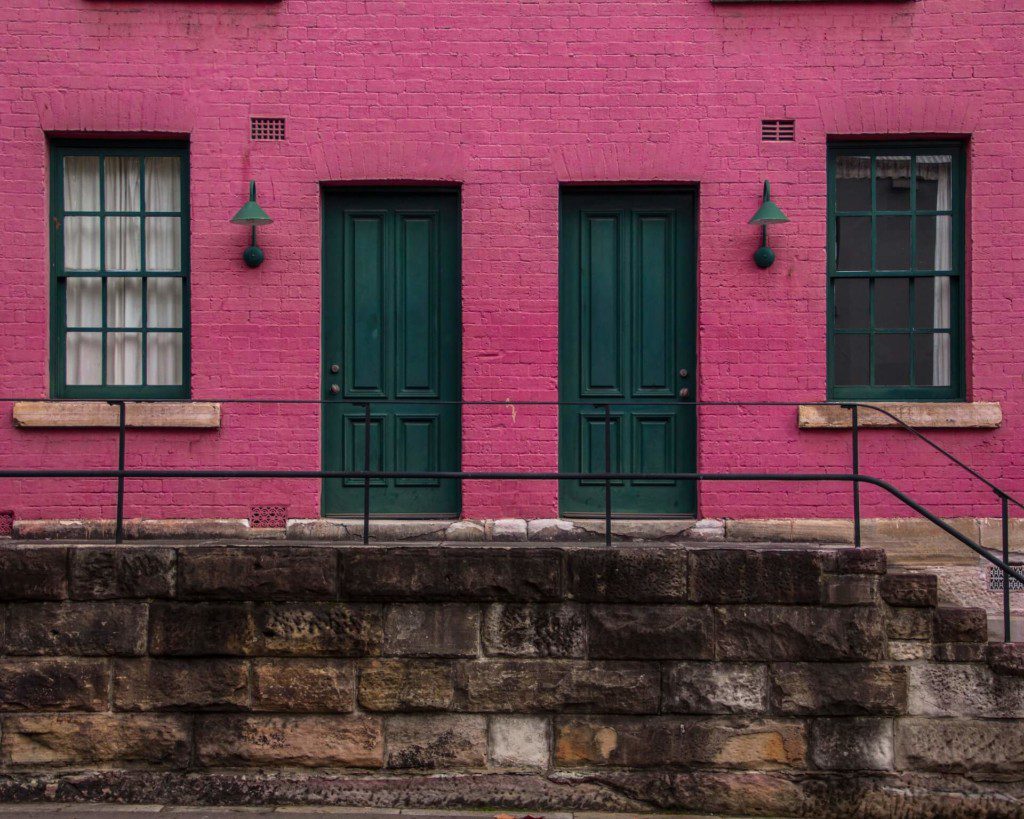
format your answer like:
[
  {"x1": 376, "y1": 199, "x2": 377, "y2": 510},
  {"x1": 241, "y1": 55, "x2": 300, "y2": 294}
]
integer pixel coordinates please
[
  {"x1": 250, "y1": 504, "x2": 288, "y2": 528},
  {"x1": 762, "y1": 119, "x2": 796, "y2": 142},
  {"x1": 989, "y1": 564, "x2": 1024, "y2": 592},
  {"x1": 0, "y1": 511, "x2": 12, "y2": 536},
  {"x1": 250, "y1": 117, "x2": 286, "y2": 141}
]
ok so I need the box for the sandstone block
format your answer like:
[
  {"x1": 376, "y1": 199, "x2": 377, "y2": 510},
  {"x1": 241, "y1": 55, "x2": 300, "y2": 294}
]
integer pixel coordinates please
[
  {"x1": 824, "y1": 548, "x2": 887, "y2": 575},
  {"x1": 908, "y1": 663, "x2": 1024, "y2": 718},
  {"x1": 716, "y1": 606, "x2": 886, "y2": 661},
  {"x1": 663, "y1": 662, "x2": 767, "y2": 714},
  {"x1": 0, "y1": 547, "x2": 67, "y2": 600},
  {"x1": 896, "y1": 717, "x2": 1024, "y2": 774},
  {"x1": 987, "y1": 642, "x2": 1024, "y2": 676},
  {"x1": 149, "y1": 602, "x2": 255, "y2": 656},
  {"x1": 253, "y1": 603, "x2": 383, "y2": 656},
  {"x1": 932, "y1": 642, "x2": 986, "y2": 663},
  {"x1": 455, "y1": 660, "x2": 659, "y2": 714},
  {"x1": 385, "y1": 714, "x2": 487, "y2": 769},
  {"x1": 689, "y1": 548, "x2": 823, "y2": 604},
  {"x1": 823, "y1": 575, "x2": 878, "y2": 606},
  {"x1": 69, "y1": 546, "x2": 175, "y2": 600},
  {"x1": 178, "y1": 546, "x2": 337, "y2": 600},
  {"x1": 0, "y1": 659, "x2": 108, "y2": 711},
  {"x1": 483, "y1": 603, "x2": 586, "y2": 658},
  {"x1": 196, "y1": 714, "x2": 383, "y2": 767},
  {"x1": 933, "y1": 606, "x2": 988, "y2": 644},
  {"x1": 770, "y1": 663, "x2": 907, "y2": 716},
  {"x1": 588, "y1": 605, "x2": 713, "y2": 659},
  {"x1": 444, "y1": 520, "x2": 488, "y2": 541},
  {"x1": 358, "y1": 659, "x2": 454, "y2": 711},
  {"x1": 488, "y1": 715, "x2": 550, "y2": 769},
  {"x1": 1, "y1": 714, "x2": 190, "y2": 767},
  {"x1": 6, "y1": 602, "x2": 146, "y2": 656},
  {"x1": 809, "y1": 718, "x2": 893, "y2": 771},
  {"x1": 113, "y1": 659, "x2": 248, "y2": 711},
  {"x1": 491, "y1": 519, "x2": 528, "y2": 541},
  {"x1": 566, "y1": 547, "x2": 688, "y2": 602},
  {"x1": 253, "y1": 659, "x2": 354, "y2": 712},
  {"x1": 384, "y1": 604, "x2": 480, "y2": 657},
  {"x1": 886, "y1": 607, "x2": 933, "y2": 641},
  {"x1": 555, "y1": 716, "x2": 805, "y2": 769},
  {"x1": 527, "y1": 519, "x2": 580, "y2": 541},
  {"x1": 879, "y1": 573, "x2": 938, "y2": 608},
  {"x1": 888, "y1": 641, "x2": 932, "y2": 661}
]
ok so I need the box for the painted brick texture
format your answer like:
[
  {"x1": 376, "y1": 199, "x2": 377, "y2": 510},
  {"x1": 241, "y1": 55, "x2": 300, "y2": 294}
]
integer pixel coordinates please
[{"x1": 0, "y1": 1, "x2": 1022, "y2": 521}]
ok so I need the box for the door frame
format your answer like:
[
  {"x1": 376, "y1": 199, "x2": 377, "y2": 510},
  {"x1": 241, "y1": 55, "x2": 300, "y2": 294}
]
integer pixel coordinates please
[
  {"x1": 319, "y1": 185, "x2": 463, "y2": 518},
  {"x1": 557, "y1": 184, "x2": 700, "y2": 518}
]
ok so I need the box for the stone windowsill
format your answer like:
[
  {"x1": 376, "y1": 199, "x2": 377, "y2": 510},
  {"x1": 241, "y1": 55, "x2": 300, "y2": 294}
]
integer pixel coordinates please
[
  {"x1": 12, "y1": 401, "x2": 221, "y2": 429},
  {"x1": 798, "y1": 402, "x2": 1001, "y2": 430}
]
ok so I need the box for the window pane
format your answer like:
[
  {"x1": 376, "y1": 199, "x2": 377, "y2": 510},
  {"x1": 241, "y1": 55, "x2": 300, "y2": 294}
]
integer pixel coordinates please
[
  {"x1": 105, "y1": 217, "x2": 141, "y2": 272},
  {"x1": 147, "y1": 277, "x2": 183, "y2": 328},
  {"x1": 146, "y1": 333, "x2": 183, "y2": 386},
  {"x1": 834, "y1": 278, "x2": 869, "y2": 329},
  {"x1": 876, "y1": 216, "x2": 911, "y2": 270},
  {"x1": 104, "y1": 156, "x2": 140, "y2": 211},
  {"x1": 107, "y1": 277, "x2": 142, "y2": 328},
  {"x1": 915, "y1": 215, "x2": 952, "y2": 271},
  {"x1": 145, "y1": 217, "x2": 181, "y2": 272},
  {"x1": 836, "y1": 216, "x2": 871, "y2": 271},
  {"x1": 916, "y1": 155, "x2": 952, "y2": 211},
  {"x1": 145, "y1": 157, "x2": 181, "y2": 211},
  {"x1": 66, "y1": 332, "x2": 102, "y2": 385},
  {"x1": 63, "y1": 157, "x2": 100, "y2": 211},
  {"x1": 913, "y1": 277, "x2": 951, "y2": 329},
  {"x1": 874, "y1": 277, "x2": 910, "y2": 329},
  {"x1": 834, "y1": 334, "x2": 869, "y2": 385},
  {"x1": 106, "y1": 332, "x2": 143, "y2": 385},
  {"x1": 834, "y1": 156, "x2": 871, "y2": 211},
  {"x1": 875, "y1": 156, "x2": 911, "y2": 211},
  {"x1": 914, "y1": 333, "x2": 951, "y2": 387},
  {"x1": 66, "y1": 277, "x2": 102, "y2": 327},
  {"x1": 63, "y1": 216, "x2": 101, "y2": 271},
  {"x1": 875, "y1": 333, "x2": 911, "y2": 385}
]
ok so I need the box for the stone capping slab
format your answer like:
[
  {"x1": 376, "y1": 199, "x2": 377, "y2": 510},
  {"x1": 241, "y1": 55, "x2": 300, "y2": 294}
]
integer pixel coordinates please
[
  {"x1": 797, "y1": 402, "x2": 1001, "y2": 430},
  {"x1": 12, "y1": 401, "x2": 221, "y2": 429}
]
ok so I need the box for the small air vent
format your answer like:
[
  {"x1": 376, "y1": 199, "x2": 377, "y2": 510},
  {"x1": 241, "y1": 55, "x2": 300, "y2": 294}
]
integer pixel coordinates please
[
  {"x1": 250, "y1": 504, "x2": 288, "y2": 529},
  {"x1": 0, "y1": 511, "x2": 12, "y2": 537},
  {"x1": 250, "y1": 117, "x2": 286, "y2": 141},
  {"x1": 761, "y1": 119, "x2": 796, "y2": 142},
  {"x1": 989, "y1": 564, "x2": 1024, "y2": 592}
]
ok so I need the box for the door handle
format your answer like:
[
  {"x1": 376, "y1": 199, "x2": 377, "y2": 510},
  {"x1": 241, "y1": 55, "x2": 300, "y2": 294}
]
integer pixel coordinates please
[
  {"x1": 679, "y1": 387, "x2": 690, "y2": 399},
  {"x1": 330, "y1": 364, "x2": 340, "y2": 374},
  {"x1": 329, "y1": 384, "x2": 340, "y2": 395},
  {"x1": 679, "y1": 368, "x2": 689, "y2": 378}
]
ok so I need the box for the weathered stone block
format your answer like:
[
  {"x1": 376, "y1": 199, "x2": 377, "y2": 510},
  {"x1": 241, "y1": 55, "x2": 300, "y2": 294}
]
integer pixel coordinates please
[
  {"x1": 253, "y1": 659, "x2": 354, "y2": 712},
  {"x1": 689, "y1": 548, "x2": 823, "y2": 604},
  {"x1": 491, "y1": 519, "x2": 528, "y2": 541},
  {"x1": 385, "y1": 714, "x2": 487, "y2": 769},
  {"x1": 588, "y1": 605, "x2": 713, "y2": 660},
  {"x1": 824, "y1": 548, "x2": 887, "y2": 575},
  {"x1": 555, "y1": 717, "x2": 805, "y2": 769},
  {"x1": 933, "y1": 606, "x2": 988, "y2": 644},
  {"x1": 880, "y1": 573, "x2": 938, "y2": 608},
  {"x1": 339, "y1": 547, "x2": 560, "y2": 601},
  {"x1": 69, "y1": 546, "x2": 175, "y2": 599},
  {"x1": 0, "y1": 547, "x2": 66, "y2": 600},
  {"x1": 987, "y1": 642, "x2": 1024, "y2": 676},
  {"x1": 822, "y1": 575, "x2": 878, "y2": 606},
  {"x1": 566, "y1": 547, "x2": 688, "y2": 602},
  {"x1": 809, "y1": 718, "x2": 893, "y2": 771},
  {"x1": 358, "y1": 659, "x2": 454, "y2": 712},
  {"x1": 483, "y1": 603, "x2": 586, "y2": 658},
  {"x1": 0, "y1": 659, "x2": 108, "y2": 711},
  {"x1": 455, "y1": 660, "x2": 659, "y2": 714},
  {"x1": 527, "y1": 519, "x2": 580, "y2": 541},
  {"x1": 770, "y1": 663, "x2": 907, "y2": 716},
  {"x1": 488, "y1": 715, "x2": 550, "y2": 769},
  {"x1": 888, "y1": 641, "x2": 933, "y2": 661},
  {"x1": 113, "y1": 659, "x2": 249, "y2": 711},
  {"x1": 149, "y1": 602, "x2": 255, "y2": 656},
  {"x1": 716, "y1": 606, "x2": 886, "y2": 661},
  {"x1": 0, "y1": 714, "x2": 191, "y2": 767},
  {"x1": 896, "y1": 717, "x2": 1024, "y2": 774},
  {"x1": 444, "y1": 520, "x2": 488, "y2": 541},
  {"x1": 384, "y1": 604, "x2": 480, "y2": 657},
  {"x1": 6, "y1": 602, "x2": 146, "y2": 656},
  {"x1": 663, "y1": 662, "x2": 767, "y2": 714},
  {"x1": 253, "y1": 603, "x2": 383, "y2": 656},
  {"x1": 886, "y1": 607, "x2": 932, "y2": 641},
  {"x1": 178, "y1": 546, "x2": 337, "y2": 600},
  {"x1": 932, "y1": 642, "x2": 986, "y2": 663},
  {"x1": 908, "y1": 663, "x2": 1024, "y2": 718}
]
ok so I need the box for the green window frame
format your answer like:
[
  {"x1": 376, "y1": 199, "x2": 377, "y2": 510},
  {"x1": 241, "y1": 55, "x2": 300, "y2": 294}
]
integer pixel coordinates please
[
  {"x1": 827, "y1": 142, "x2": 965, "y2": 401},
  {"x1": 49, "y1": 141, "x2": 190, "y2": 399}
]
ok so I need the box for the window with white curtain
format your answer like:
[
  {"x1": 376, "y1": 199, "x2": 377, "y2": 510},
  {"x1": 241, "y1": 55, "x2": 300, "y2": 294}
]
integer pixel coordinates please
[
  {"x1": 52, "y1": 143, "x2": 188, "y2": 397},
  {"x1": 827, "y1": 144, "x2": 964, "y2": 400}
]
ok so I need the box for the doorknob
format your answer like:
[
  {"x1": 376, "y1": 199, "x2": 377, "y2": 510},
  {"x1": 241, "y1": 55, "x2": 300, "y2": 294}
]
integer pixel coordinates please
[
  {"x1": 679, "y1": 387, "x2": 690, "y2": 399},
  {"x1": 330, "y1": 384, "x2": 340, "y2": 395},
  {"x1": 330, "y1": 364, "x2": 340, "y2": 374},
  {"x1": 679, "y1": 368, "x2": 689, "y2": 378}
]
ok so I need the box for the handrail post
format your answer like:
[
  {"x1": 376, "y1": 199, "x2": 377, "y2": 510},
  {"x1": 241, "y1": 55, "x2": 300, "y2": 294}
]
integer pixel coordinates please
[
  {"x1": 1002, "y1": 491, "x2": 1011, "y2": 642},
  {"x1": 603, "y1": 403, "x2": 612, "y2": 549},
  {"x1": 362, "y1": 402, "x2": 371, "y2": 546},
  {"x1": 112, "y1": 400, "x2": 126, "y2": 545},
  {"x1": 851, "y1": 404, "x2": 861, "y2": 549}
]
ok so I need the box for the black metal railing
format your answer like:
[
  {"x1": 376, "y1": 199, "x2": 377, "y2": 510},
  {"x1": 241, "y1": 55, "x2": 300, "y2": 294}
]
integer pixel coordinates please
[{"x1": 0, "y1": 396, "x2": 1021, "y2": 641}]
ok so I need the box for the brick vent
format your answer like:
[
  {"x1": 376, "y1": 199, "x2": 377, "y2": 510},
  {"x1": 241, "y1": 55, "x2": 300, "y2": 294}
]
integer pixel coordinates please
[
  {"x1": 988, "y1": 564, "x2": 1024, "y2": 592},
  {"x1": 761, "y1": 118, "x2": 795, "y2": 142},
  {"x1": 250, "y1": 504, "x2": 287, "y2": 528},
  {"x1": 0, "y1": 510, "x2": 11, "y2": 536},
  {"x1": 250, "y1": 117, "x2": 286, "y2": 141}
]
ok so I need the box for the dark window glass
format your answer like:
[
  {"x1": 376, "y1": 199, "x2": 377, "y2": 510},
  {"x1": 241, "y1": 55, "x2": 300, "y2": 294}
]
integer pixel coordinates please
[
  {"x1": 874, "y1": 156, "x2": 912, "y2": 211},
  {"x1": 876, "y1": 216, "x2": 912, "y2": 270},
  {"x1": 834, "y1": 278, "x2": 869, "y2": 329},
  {"x1": 834, "y1": 334, "x2": 870, "y2": 386},
  {"x1": 875, "y1": 334, "x2": 911, "y2": 385},
  {"x1": 836, "y1": 216, "x2": 871, "y2": 271},
  {"x1": 874, "y1": 278, "x2": 910, "y2": 329},
  {"x1": 834, "y1": 155, "x2": 871, "y2": 211}
]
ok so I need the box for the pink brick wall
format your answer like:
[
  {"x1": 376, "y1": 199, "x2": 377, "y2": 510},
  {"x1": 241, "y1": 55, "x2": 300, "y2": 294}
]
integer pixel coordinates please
[{"x1": 1, "y1": 0, "x2": 1022, "y2": 523}]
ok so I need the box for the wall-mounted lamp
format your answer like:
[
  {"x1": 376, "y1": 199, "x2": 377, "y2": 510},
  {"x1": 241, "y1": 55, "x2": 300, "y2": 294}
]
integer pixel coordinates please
[
  {"x1": 748, "y1": 179, "x2": 789, "y2": 269},
  {"x1": 230, "y1": 180, "x2": 274, "y2": 268}
]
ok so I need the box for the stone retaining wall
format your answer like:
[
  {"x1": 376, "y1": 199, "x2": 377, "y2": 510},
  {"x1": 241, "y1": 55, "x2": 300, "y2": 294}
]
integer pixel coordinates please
[{"x1": 1, "y1": 542, "x2": 1023, "y2": 817}]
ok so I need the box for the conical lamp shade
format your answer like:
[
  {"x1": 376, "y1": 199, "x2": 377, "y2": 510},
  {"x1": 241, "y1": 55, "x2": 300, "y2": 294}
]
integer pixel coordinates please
[
  {"x1": 231, "y1": 199, "x2": 273, "y2": 226},
  {"x1": 748, "y1": 199, "x2": 789, "y2": 225}
]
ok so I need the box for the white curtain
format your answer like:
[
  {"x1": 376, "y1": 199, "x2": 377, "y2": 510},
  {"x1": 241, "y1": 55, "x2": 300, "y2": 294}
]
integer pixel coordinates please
[{"x1": 924, "y1": 156, "x2": 952, "y2": 387}]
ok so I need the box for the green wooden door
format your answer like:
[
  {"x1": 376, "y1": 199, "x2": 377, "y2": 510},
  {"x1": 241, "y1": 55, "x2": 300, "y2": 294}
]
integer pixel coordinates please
[
  {"x1": 322, "y1": 189, "x2": 461, "y2": 517},
  {"x1": 559, "y1": 188, "x2": 697, "y2": 517}
]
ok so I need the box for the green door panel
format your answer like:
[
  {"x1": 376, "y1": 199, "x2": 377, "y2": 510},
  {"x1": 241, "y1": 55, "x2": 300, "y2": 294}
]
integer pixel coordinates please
[
  {"x1": 559, "y1": 188, "x2": 697, "y2": 517},
  {"x1": 322, "y1": 189, "x2": 461, "y2": 517}
]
